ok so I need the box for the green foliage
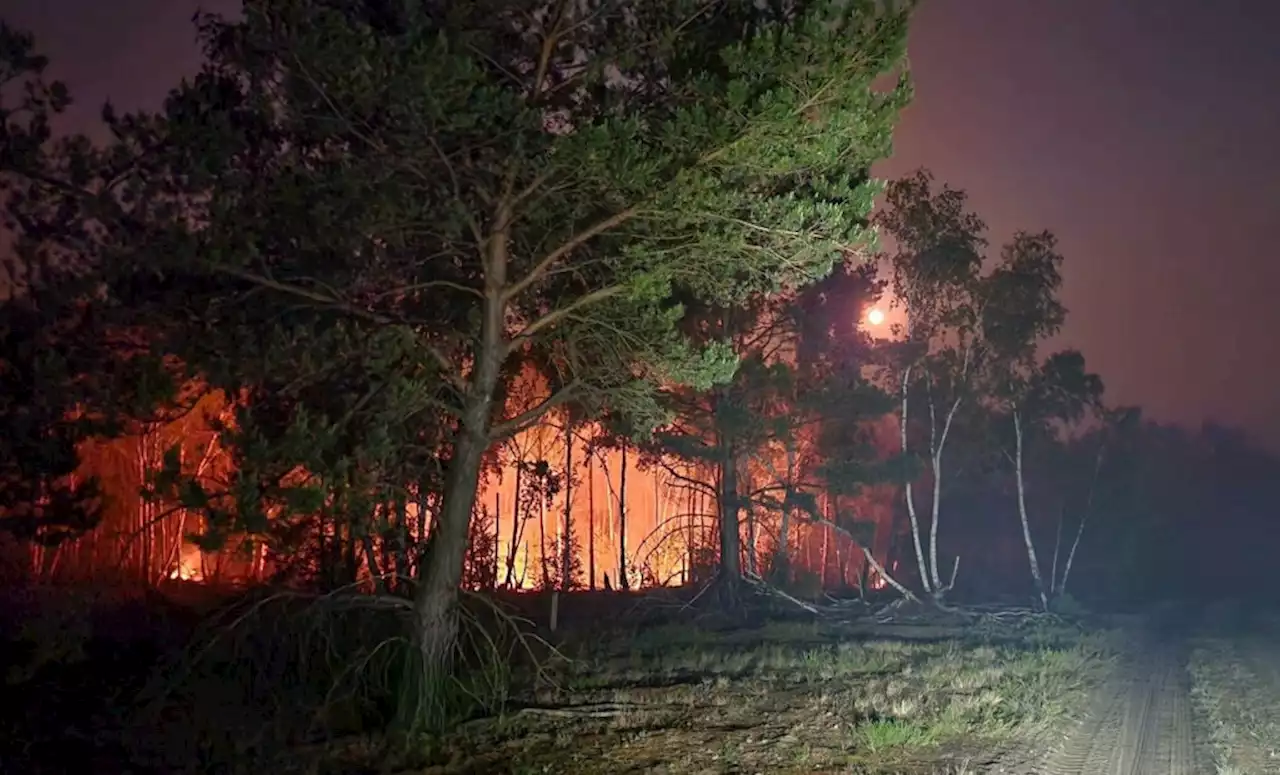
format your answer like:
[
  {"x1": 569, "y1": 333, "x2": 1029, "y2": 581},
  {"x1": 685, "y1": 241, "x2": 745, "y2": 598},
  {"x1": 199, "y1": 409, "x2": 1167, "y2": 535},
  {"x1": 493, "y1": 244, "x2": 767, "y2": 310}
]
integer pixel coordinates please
[
  {"x1": 878, "y1": 169, "x2": 987, "y2": 341},
  {"x1": 874, "y1": 169, "x2": 992, "y2": 473},
  {"x1": 0, "y1": 1, "x2": 914, "y2": 565},
  {"x1": 0, "y1": 24, "x2": 181, "y2": 546},
  {"x1": 979, "y1": 227, "x2": 1103, "y2": 442}
]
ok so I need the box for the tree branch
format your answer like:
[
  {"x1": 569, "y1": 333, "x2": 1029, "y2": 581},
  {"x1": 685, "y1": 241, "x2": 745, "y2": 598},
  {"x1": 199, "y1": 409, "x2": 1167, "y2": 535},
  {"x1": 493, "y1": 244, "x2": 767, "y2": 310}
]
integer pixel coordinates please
[
  {"x1": 810, "y1": 514, "x2": 917, "y2": 602},
  {"x1": 489, "y1": 382, "x2": 580, "y2": 439},
  {"x1": 502, "y1": 206, "x2": 640, "y2": 303},
  {"x1": 652, "y1": 458, "x2": 718, "y2": 497},
  {"x1": 508, "y1": 283, "x2": 625, "y2": 347},
  {"x1": 208, "y1": 264, "x2": 468, "y2": 393}
]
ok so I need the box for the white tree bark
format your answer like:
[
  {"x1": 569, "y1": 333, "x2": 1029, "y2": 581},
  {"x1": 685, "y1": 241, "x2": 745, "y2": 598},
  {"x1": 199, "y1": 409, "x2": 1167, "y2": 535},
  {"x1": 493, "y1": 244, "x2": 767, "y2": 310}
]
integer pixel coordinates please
[
  {"x1": 1013, "y1": 411, "x2": 1048, "y2": 610},
  {"x1": 900, "y1": 366, "x2": 932, "y2": 594},
  {"x1": 1058, "y1": 439, "x2": 1104, "y2": 597},
  {"x1": 927, "y1": 394, "x2": 963, "y2": 594},
  {"x1": 861, "y1": 546, "x2": 917, "y2": 602},
  {"x1": 1049, "y1": 504, "x2": 1063, "y2": 594}
]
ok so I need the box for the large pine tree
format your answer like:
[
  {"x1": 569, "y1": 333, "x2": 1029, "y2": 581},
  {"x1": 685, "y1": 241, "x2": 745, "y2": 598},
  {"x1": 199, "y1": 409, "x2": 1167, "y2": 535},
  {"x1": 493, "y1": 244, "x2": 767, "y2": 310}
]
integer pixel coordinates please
[{"x1": 1, "y1": 0, "x2": 915, "y2": 726}]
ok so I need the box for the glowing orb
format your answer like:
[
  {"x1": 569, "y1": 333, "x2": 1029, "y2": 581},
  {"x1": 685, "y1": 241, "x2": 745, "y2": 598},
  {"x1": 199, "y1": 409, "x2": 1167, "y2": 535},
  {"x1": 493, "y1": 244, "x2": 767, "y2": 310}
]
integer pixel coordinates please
[{"x1": 866, "y1": 308, "x2": 885, "y2": 326}]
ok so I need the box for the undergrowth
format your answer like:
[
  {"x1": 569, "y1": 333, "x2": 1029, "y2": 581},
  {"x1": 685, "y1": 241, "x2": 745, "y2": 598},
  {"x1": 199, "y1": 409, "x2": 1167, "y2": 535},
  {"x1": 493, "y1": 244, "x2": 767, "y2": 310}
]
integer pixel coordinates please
[{"x1": 124, "y1": 586, "x2": 558, "y2": 773}]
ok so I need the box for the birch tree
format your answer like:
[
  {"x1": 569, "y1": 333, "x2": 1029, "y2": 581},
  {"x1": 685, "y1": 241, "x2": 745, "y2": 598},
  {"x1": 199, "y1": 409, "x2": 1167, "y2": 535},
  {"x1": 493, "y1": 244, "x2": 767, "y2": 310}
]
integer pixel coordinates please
[
  {"x1": 980, "y1": 231, "x2": 1102, "y2": 610},
  {"x1": 874, "y1": 170, "x2": 987, "y2": 599}
]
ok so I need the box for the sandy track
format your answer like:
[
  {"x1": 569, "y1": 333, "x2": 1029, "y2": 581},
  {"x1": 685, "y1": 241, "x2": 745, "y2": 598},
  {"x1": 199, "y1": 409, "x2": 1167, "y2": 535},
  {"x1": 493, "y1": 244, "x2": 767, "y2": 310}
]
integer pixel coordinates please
[{"x1": 1036, "y1": 645, "x2": 1204, "y2": 775}]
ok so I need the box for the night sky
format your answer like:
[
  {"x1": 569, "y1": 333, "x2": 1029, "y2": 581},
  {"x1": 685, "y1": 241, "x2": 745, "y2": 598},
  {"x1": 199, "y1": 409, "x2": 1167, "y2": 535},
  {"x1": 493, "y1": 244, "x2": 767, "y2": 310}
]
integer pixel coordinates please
[{"x1": 4, "y1": 0, "x2": 1279, "y2": 447}]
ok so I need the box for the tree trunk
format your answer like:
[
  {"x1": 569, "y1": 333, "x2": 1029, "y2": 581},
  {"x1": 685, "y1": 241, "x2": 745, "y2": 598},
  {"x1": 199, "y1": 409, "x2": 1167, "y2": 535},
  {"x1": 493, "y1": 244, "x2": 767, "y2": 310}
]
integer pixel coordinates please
[
  {"x1": 819, "y1": 520, "x2": 829, "y2": 587},
  {"x1": 1049, "y1": 502, "x2": 1063, "y2": 594},
  {"x1": 687, "y1": 469, "x2": 696, "y2": 583},
  {"x1": 776, "y1": 501, "x2": 791, "y2": 581},
  {"x1": 504, "y1": 460, "x2": 523, "y2": 588},
  {"x1": 1058, "y1": 435, "x2": 1105, "y2": 599},
  {"x1": 899, "y1": 367, "x2": 932, "y2": 595},
  {"x1": 414, "y1": 483, "x2": 428, "y2": 573},
  {"x1": 562, "y1": 419, "x2": 573, "y2": 590},
  {"x1": 413, "y1": 418, "x2": 488, "y2": 719},
  {"x1": 492, "y1": 492, "x2": 501, "y2": 588},
  {"x1": 537, "y1": 478, "x2": 550, "y2": 589},
  {"x1": 928, "y1": 452, "x2": 944, "y2": 592},
  {"x1": 774, "y1": 441, "x2": 798, "y2": 582},
  {"x1": 1013, "y1": 412, "x2": 1048, "y2": 610},
  {"x1": 618, "y1": 440, "x2": 629, "y2": 591},
  {"x1": 718, "y1": 442, "x2": 742, "y2": 604},
  {"x1": 363, "y1": 532, "x2": 385, "y2": 593},
  {"x1": 926, "y1": 393, "x2": 962, "y2": 596},
  {"x1": 412, "y1": 220, "x2": 507, "y2": 725},
  {"x1": 588, "y1": 452, "x2": 596, "y2": 590}
]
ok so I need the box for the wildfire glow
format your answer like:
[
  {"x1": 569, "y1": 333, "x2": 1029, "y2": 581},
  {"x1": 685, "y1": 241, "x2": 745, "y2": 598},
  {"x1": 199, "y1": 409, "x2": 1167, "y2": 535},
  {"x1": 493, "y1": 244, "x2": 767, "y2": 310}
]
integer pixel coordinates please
[
  {"x1": 23, "y1": 373, "x2": 906, "y2": 594},
  {"x1": 168, "y1": 552, "x2": 203, "y2": 581},
  {"x1": 866, "y1": 307, "x2": 885, "y2": 326}
]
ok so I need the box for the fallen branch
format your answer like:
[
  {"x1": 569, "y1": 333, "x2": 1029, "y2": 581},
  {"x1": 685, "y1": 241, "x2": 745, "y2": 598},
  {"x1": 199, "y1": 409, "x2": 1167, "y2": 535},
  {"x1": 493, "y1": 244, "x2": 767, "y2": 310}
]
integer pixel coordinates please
[
  {"x1": 744, "y1": 571, "x2": 820, "y2": 615},
  {"x1": 805, "y1": 513, "x2": 917, "y2": 604},
  {"x1": 680, "y1": 574, "x2": 719, "y2": 612},
  {"x1": 514, "y1": 701, "x2": 682, "y2": 719},
  {"x1": 859, "y1": 547, "x2": 918, "y2": 603}
]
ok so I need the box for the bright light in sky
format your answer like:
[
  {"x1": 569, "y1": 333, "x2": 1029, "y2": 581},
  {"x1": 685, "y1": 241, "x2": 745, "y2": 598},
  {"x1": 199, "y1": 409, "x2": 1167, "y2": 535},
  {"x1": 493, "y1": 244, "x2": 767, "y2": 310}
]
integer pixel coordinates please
[{"x1": 866, "y1": 308, "x2": 885, "y2": 326}]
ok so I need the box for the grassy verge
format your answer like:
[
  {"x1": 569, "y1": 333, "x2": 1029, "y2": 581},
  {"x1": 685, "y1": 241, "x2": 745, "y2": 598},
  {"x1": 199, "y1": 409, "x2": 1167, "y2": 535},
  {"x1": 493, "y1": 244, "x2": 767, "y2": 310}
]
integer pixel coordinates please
[
  {"x1": 1188, "y1": 637, "x2": 1280, "y2": 775},
  {"x1": 406, "y1": 614, "x2": 1120, "y2": 774}
]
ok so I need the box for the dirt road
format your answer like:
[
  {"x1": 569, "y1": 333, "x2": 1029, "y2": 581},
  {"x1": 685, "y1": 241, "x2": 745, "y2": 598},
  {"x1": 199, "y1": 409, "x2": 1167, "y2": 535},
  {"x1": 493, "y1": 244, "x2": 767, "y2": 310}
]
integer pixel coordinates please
[{"x1": 1035, "y1": 638, "x2": 1205, "y2": 775}]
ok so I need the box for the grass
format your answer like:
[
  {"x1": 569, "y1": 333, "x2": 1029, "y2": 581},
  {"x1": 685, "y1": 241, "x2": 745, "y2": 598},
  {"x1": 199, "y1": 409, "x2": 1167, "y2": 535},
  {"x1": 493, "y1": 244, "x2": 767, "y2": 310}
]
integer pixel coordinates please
[
  {"x1": 1188, "y1": 637, "x2": 1280, "y2": 774},
  {"x1": 398, "y1": 614, "x2": 1121, "y2": 774},
  {"x1": 1, "y1": 586, "x2": 1123, "y2": 774}
]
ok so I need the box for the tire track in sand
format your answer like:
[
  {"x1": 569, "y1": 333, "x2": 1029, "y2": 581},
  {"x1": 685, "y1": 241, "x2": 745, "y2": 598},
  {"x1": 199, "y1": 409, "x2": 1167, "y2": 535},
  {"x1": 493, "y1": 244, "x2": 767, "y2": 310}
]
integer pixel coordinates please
[{"x1": 1037, "y1": 644, "x2": 1203, "y2": 775}]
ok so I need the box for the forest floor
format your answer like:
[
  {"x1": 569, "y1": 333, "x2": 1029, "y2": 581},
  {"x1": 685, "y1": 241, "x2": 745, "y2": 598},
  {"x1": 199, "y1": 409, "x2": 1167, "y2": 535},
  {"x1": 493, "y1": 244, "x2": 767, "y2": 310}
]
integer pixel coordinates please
[
  {"x1": 10, "y1": 587, "x2": 1279, "y2": 774},
  {"x1": 389, "y1": 599, "x2": 1126, "y2": 774}
]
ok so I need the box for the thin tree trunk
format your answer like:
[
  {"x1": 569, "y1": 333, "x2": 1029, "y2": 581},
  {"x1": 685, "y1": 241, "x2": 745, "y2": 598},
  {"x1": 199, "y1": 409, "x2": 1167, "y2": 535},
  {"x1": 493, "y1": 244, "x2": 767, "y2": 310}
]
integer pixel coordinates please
[
  {"x1": 618, "y1": 440, "x2": 629, "y2": 591},
  {"x1": 588, "y1": 451, "x2": 596, "y2": 590},
  {"x1": 1060, "y1": 515, "x2": 1087, "y2": 598},
  {"x1": 1013, "y1": 412, "x2": 1048, "y2": 610},
  {"x1": 345, "y1": 520, "x2": 359, "y2": 586},
  {"x1": 492, "y1": 492, "x2": 501, "y2": 587},
  {"x1": 900, "y1": 367, "x2": 931, "y2": 594},
  {"x1": 388, "y1": 498, "x2": 405, "y2": 591},
  {"x1": 653, "y1": 468, "x2": 661, "y2": 579},
  {"x1": 504, "y1": 460, "x2": 523, "y2": 588},
  {"x1": 718, "y1": 441, "x2": 742, "y2": 603},
  {"x1": 774, "y1": 442, "x2": 798, "y2": 581},
  {"x1": 562, "y1": 419, "x2": 573, "y2": 590},
  {"x1": 363, "y1": 532, "x2": 385, "y2": 593},
  {"x1": 928, "y1": 451, "x2": 943, "y2": 591},
  {"x1": 927, "y1": 393, "x2": 962, "y2": 595},
  {"x1": 381, "y1": 502, "x2": 395, "y2": 590},
  {"x1": 538, "y1": 477, "x2": 550, "y2": 589},
  {"x1": 776, "y1": 504, "x2": 791, "y2": 580},
  {"x1": 1060, "y1": 437, "x2": 1105, "y2": 598},
  {"x1": 413, "y1": 481, "x2": 429, "y2": 578},
  {"x1": 820, "y1": 520, "x2": 829, "y2": 588},
  {"x1": 686, "y1": 468, "x2": 696, "y2": 583},
  {"x1": 1049, "y1": 503, "x2": 1064, "y2": 594}
]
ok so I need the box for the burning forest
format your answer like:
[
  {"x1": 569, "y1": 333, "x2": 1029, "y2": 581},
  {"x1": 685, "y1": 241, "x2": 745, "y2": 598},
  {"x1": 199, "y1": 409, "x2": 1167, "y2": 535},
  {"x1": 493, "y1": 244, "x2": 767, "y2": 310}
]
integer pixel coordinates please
[
  {"x1": 13, "y1": 6, "x2": 1280, "y2": 772},
  {"x1": 4, "y1": 352, "x2": 904, "y2": 596}
]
